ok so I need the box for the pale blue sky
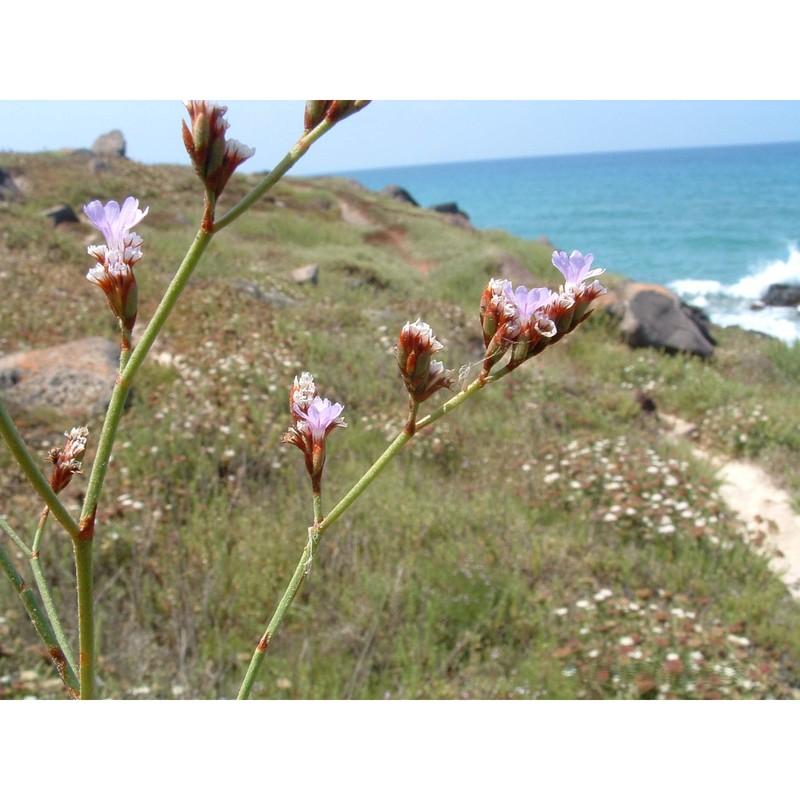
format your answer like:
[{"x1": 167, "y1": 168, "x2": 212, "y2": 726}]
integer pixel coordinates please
[{"x1": 1, "y1": 101, "x2": 799, "y2": 176}]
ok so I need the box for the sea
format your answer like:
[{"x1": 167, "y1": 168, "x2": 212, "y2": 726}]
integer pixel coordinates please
[{"x1": 339, "y1": 141, "x2": 800, "y2": 344}]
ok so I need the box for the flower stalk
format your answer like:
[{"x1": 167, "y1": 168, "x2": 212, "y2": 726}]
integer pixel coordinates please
[{"x1": 0, "y1": 519, "x2": 80, "y2": 697}]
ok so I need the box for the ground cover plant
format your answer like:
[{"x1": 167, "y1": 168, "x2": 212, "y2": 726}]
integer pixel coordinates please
[{"x1": 1, "y1": 101, "x2": 799, "y2": 699}]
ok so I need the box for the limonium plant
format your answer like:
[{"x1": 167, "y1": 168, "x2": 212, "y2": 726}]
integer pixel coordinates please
[{"x1": 0, "y1": 100, "x2": 605, "y2": 699}]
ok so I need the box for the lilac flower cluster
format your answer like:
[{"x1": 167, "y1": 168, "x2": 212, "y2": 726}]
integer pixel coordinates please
[
  {"x1": 84, "y1": 197, "x2": 149, "y2": 332},
  {"x1": 480, "y1": 250, "x2": 606, "y2": 374},
  {"x1": 283, "y1": 372, "x2": 346, "y2": 489}
]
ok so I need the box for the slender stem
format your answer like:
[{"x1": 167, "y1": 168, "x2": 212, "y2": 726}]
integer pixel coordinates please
[
  {"x1": 236, "y1": 530, "x2": 320, "y2": 700},
  {"x1": 73, "y1": 537, "x2": 94, "y2": 699},
  {"x1": 312, "y1": 491, "x2": 323, "y2": 527},
  {"x1": 0, "y1": 392, "x2": 80, "y2": 539},
  {"x1": 236, "y1": 370, "x2": 519, "y2": 699},
  {"x1": 0, "y1": 535, "x2": 80, "y2": 697},
  {"x1": 70, "y1": 229, "x2": 214, "y2": 700},
  {"x1": 30, "y1": 510, "x2": 78, "y2": 676},
  {"x1": 80, "y1": 230, "x2": 214, "y2": 530},
  {"x1": 213, "y1": 120, "x2": 336, "y2": 233},
  {"x1": 414, "y1": 372, "x2": 504, "y2": 432},
  {"x1": 238, "y1": 417, "x2": 418, "y2": 699},
  {"x1": 0, "y1": 513, "x2": 31, "y2": 556}
]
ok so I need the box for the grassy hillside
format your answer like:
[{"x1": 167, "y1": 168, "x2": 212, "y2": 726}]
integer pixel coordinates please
[{"x1": 1, "y1": 149, "x2": 799, "y2": 699}]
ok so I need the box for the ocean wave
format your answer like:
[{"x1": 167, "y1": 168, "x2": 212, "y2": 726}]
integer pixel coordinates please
[{"x1": 669, "y1": 243, "x2": 800, "y2": 343}]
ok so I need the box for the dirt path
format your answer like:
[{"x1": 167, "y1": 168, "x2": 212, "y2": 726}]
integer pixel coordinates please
[
  {"x1": 663, "y1": 414, "x2": 800, "y2": 599},
  {"x1": 338, "y1": 198, "x2": 436, "y2": 273}
]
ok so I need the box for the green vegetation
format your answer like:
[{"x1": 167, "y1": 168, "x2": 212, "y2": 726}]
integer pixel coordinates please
[{"x1": 1, "y1": 150, "x2": 799, "y2": 699}]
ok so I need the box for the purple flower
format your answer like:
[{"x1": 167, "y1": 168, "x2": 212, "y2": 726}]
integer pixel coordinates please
[
  {"x1": 551, "y1": 250, "x2": 604, "y2": 287},
  {"x1": 84, "y1": 197, "x2": 148, "y2": 250},
  {"x1": 293, "y1": 397, "x2": 346, "y2": 443},
  {"x1": 503, "y1": 284, "x2": 557, "y2": 324}
]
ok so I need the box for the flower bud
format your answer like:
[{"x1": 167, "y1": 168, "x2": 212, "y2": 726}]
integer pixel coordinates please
[
  {"x1": 304, "y1": 100, "x2": 371, "y2": 134},
  {"x1": 48, "y1": 427, "x2": 89, "y2": 494},
  {"x1": 182, "y1": 101, "x2": 255, "y2": 201},
  {"x1": 395, "y1": 320, "x2": 454, "y2": 402}
]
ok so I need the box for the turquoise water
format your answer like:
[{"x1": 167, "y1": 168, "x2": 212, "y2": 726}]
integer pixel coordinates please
[{"x1": 339, "y1": 142, "x2": 800, "y2": 342}]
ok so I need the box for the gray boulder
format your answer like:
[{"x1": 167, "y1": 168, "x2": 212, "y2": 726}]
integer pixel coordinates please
[
  {"x1": 91, "y1": 130, "x2": 126, "y2": 159},
  {"x1": 612, "y1": 282, "x2": 716, "y2": 358},
  {"x1": 762, "y1": 283, "x2": 800, "y2": 307},
  {"x1": 0, "y1": 337, "x2": 120, "y2": 419}
]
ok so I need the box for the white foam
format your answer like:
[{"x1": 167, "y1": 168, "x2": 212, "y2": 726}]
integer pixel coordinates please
[
  {"x1": 729, "y1": 244, "x2": 800, "y2": 299},
  {"x1": 669, "y1": 243, "x2": 800, "y2": 344},
  {"x1": 670, "y1": 279, "x2": 723, "y2": 295}
]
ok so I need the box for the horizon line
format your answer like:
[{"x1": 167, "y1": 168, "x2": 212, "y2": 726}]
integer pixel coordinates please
[{"x1": 313, "y1": 137, "x2": 800, "y2": 177}]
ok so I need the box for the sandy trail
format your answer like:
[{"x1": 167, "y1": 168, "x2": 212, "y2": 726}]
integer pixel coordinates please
[{"x1": 663, "y1": 414, "x2": 800, "y2": 599}]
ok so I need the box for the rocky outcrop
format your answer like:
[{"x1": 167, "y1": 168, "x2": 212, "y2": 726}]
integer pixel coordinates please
[
  {"x1": 381, "y1": 185, "x2": 419, "y2": 206},
  {"x1": 0, "y1": 167, "x2": 21, "y2": 201},
  {"x1": 762, "y1": 283, "x2": 800, "y2": 307},
  {"x1": 429, "y1": 202, "x2": 472, "y2": 230},
  {"x1": 91, "y1": 130, "x2": 126, "y2": 159},
  {"x1": 609, "y1": 282, "x2": 716, "y2": 358},
  {"x1": 40, "y1": 203, "x2": 79, "y2": 226},
  {"x1": 0, "y1": 338, "x2": 120, "y2": 419}
]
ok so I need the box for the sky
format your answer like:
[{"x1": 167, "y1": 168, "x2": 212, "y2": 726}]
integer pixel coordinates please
[
  {"x1": 3, "y1": 3, "x2": 799, "y2": 177},
  {"x1": 2, "y1": 100, "x2": 799, "y2": 176}
]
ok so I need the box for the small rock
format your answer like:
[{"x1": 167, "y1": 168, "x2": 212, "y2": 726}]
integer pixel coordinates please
[
  {"x1": 231, "y1": 279, "x2": 296, "y2": 308},
  {"x1": 0, "y1": 167, "x2": 21, "y2": 201},
  {"x1": 430, "y1": 201, "x2": 468, "y2": 218},
  {"x1": 91, "y1": 130, "x2": 126, "y2": 159},
  {"x1": 429, "y1": 202, "x2": 472, "y2": 229},
  {"x1": 381, "y1": 185, "x2": 419, "y2": 206},
  {"x1": 40, "y1": 203, "x2": 79, "y2": 226},
  {"x1": 291, "y1": 263, "x2": 319, "y2": 286},
  {"x1": 634, "y1": 390, "x2": 657, "y2": 414}
]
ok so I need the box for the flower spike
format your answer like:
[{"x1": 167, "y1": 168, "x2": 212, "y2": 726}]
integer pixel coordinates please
[
  {"x1": 182, "y1": 101, "x2": 255, "y2": 203},
  {"x1": 48, "y1": 427, "x2": 89, "y2": 494},
  {"x1": 395, "y1": 319, "x2": 455, "y2": 402},
  {"x1": 84, "y1": 196, "x2": 148, "y2": 335},
  {"x1": 283, "y1": 374, "x2": 346, "y2": 490},
  {"x1": 479, "y1": 250, "x2": 606, "y2": 376}
]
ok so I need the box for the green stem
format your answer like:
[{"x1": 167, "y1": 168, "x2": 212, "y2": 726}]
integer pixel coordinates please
[
  {"x1": 73, "y1": 537, "x2": 94, "y2": 699},
  {"x1": 236, "y1": 529, "x2": 320, "y2": 700},
  {"x1": 312, "y1": 491, "x2": 323, "y2": 527},
  {"x1": 414, "y1": 372, "x2": 503, "y2": 432},
  {"x1": 71, "y1": 229, "x2": 213, "y2": 700},
  {"x1": 0, "y1": 513, "x2": 31, "y2": 556},
  {"x1": 80, "y1": 230, "x2": 214, "y2": 529},
  {"x1": 30, "y1": 511, "x2": 78, "y2": 677},
  {"x1": 0, "y1": 533, "x2": 80, "y2": 697},
  {"x1": 236, "y1": 371, "x2": 518, "y2": 699},
  {"x1": 213, "y1": 120, "x2": 336, "y2": 233},
  {"x1": 237, "y1": 417, "x2": 418, "y2": 699},
  {"x1": 0, "y1": 392, "x2": 80, "y2": 539}
]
